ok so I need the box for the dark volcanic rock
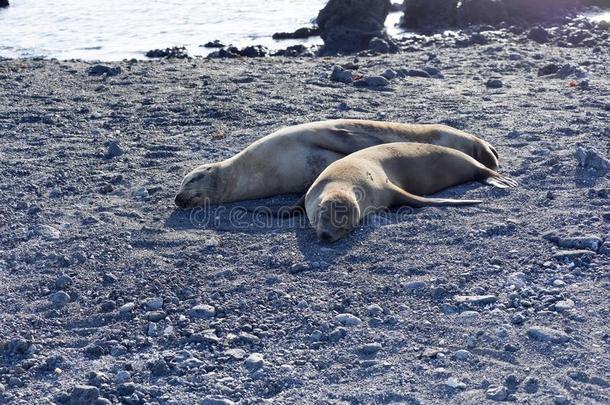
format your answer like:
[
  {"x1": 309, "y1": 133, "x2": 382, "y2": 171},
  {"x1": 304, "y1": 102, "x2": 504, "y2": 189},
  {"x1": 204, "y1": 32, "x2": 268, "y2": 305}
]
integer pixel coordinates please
[
  {"x1": 238, "y1": 45, "x2": 268, "y2": 58},
  {"x1": 272, "y1": 27, "x2": 320, "y2": 40},
  {"x1": 538, "y1": 63, "x2": 559, "y2": 76},
  {"x1": 402, "y1": 0, "x2": 581, "y2": 28},
  {"x1": 203, "y1": 40, "x2": 225, "y2": 48},
  {"x1": 0, "y1": 0, "x2": 9, "y2": 8},
  {"x1": 456, "y1": 0, "x2": 509, "y2": 26},
  {"x1": 88, "y1": 64, "x2": 121, "y2": 77},
  {"x1": 403, "y1": 0, "x2": 457, "y2": 28},
  {"x1": 67, "y1": 385, "x2": 100, "y2": 405},
  {"x1": 389, "y1": 1, "x2": 403, "y2": 12},
  {"x1": 528, "y1": 26, "x2": 551, "y2": 43},
  {"x1": 145, "y1": 46, "x2": 189, "y2": 59},
  {"x1": 207, "y1": 47, "x2": 240, "y2": 59},
  {"x1": 273, "y1": 44, "x2": 314, "y2": 57},
  {"x1": 317, "y1": 0, "x2": 396, "y2": 55}
]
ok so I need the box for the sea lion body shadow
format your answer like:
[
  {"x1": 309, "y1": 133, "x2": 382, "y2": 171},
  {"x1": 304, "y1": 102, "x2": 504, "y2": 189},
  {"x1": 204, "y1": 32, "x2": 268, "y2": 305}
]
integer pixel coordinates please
[
  {"x1": 175, "y1": 119, "x2": 500, "y2": 207},
  {"x1": 305, "y1": 142, "x2": 517, "y2": 242}
]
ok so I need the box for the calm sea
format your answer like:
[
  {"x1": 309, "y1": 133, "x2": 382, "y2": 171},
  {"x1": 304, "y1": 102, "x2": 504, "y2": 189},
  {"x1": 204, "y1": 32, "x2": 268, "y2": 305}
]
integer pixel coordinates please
[{"x1": 0, "y1": 0, "x2": 607, "y2": 61}]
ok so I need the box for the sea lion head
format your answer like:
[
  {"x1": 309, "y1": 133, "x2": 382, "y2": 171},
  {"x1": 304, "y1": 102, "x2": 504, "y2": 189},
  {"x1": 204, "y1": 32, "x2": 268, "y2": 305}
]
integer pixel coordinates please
[
  {"x1": 312, "y1": 191, "x2": 360, "y2": 243},
  {"x1": 174, "y1": 164, "x2": 222, "y2": 208}
]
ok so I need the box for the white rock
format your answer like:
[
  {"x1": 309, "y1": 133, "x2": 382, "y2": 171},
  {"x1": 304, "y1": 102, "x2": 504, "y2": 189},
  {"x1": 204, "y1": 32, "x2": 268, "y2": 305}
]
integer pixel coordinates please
[
  {"x1": 527, "y1": 326, "x2": 570, "y2": 343},
  {"x1": 190, "y1": 304, "x2": 216, "y2": 319},
  {"x1": 444, "y1": 377, "x2": 466, "y2": 389},
  {"x1": 555, "y1": 299, "x2": 575, "y2": 312},
  {"x1": 334, "y1": 313, "x2": 362, "y2": 326},
  {"x1": 244, "y1": 353, "x2": 264, "y2": 371},
  {"x1": 225, "y1": 348, "x2": 246, "y2": 360}
]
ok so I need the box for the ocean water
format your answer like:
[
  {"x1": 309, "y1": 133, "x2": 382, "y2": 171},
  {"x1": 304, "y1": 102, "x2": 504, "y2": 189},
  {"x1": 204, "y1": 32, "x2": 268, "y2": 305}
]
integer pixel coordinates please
[
  {"x1": 0, "y1": 1, "x2": 608, "y2": 61},
  {"x1": 0, "y1": 0, "x2": 329, "y2": 60}
]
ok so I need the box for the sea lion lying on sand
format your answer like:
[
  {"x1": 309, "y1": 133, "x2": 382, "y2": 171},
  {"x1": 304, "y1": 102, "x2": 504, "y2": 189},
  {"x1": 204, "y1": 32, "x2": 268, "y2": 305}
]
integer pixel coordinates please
[
  {"x1": 175, "y1": 119, "x2": 500, "y2": 208},
  {"x1": 305, "y1": 142, "x2": 517, "y2": 242}
]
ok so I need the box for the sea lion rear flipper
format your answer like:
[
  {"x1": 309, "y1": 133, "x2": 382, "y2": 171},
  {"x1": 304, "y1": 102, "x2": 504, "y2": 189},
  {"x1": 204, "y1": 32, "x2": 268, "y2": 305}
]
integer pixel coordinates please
[
  {"x1": 390, "y1": 185, "x2": 483, "y2": 208},
  {"x1": 483, "y1": 173, "x2": 518, "y2": 189},
  {"x1": 489, "y1": 145, "x2": 499, "y2": 160}
]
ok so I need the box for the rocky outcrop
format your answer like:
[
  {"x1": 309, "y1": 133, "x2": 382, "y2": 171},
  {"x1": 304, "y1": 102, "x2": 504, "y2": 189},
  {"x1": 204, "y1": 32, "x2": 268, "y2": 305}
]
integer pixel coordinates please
[
  {"x1": 317, "y1": 0, "x2": 397, "y2": 55},
  {"x1": 402, "y1": 0, "x2": 583, "y2": 29},
  {"x1": 272, "y1": 27, "x2": 320, "y2": 40},
  {"x1": 402, "y1": 0, "x2": 457, "y2": 28},
  {"x1": 145, "y1": 47, "x2": 189, "y2": 59},
  {"x1": 456, "y1": 0, "x2": 509, "y2": 26},
  {"x1": 0, "y1": 0, "x2": 9, "y2": 8}
]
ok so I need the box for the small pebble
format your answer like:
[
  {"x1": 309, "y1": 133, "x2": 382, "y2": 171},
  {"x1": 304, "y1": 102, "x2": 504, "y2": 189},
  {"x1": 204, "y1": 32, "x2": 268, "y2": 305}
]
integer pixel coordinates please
[
  {"x1": 145, "y1": 297, "x2": 163, "y2": 310},
  {"x1": 190, "y1": 304, "x2": 216, "y2": 319},
  {"x1": 105, "y1": 140, "x2": 124, "y2": 158},
  {"x1": 116, "y1": 370, "x2": 131, "y2": 384},
  {"x1": 486, "y1": 385, "x2": 508, "y2": 401},
  {"x1": 55, "y1": 275, "x2": 73, "y2": 290},
  {"x1": 454, "y1": 295, "x2": 497, "y2": 305},
  {"x1": 454, "y1": 349, "x2": 471, "y2": 361},
  {"x1": 555, "y1": 299, "x2": 575, "y2": 312},
  {"x1": 244, "y1": 353, "x2": 264, "y2": 371},
  {"x1": 486, "y1": 79, "x2": 503, "y2": 89},
  {"x1": 147, "y1": 311, "x2": 166, "y2": 322},
  {"x1": 367, "y1": 304, "x2": 383, "y2": 317},
  {"x1": 444, "y1": 377, "x2": 466, "y2": 389},
  {"x1": 200, "y1": 397, "x2": 236, "y2": 405},
  {"x1": 360, "y1": 343, "x2": 382, "y2": 355},
  {"x1": 119, "y1": 302, "x2": 136, "y2": 313},
  {"x1": 50, "y1": 291, "x2": 70, "y2": 307},
  {"x1": 381, "y1": 69, "x2": 397, "y2": 80}
]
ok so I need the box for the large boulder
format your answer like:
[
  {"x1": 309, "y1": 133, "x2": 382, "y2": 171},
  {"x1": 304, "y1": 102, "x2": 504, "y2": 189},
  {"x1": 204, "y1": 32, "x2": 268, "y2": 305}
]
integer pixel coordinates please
[
  {"x1": 402, "y1": 0, "x2": 583, "y2": 28},
  {"x1": 402, "y1": 0, "x2": 458, "y2": 28},
  {"x1": 456, "y1": 0, "x2": 509, "y2": 26},
  {"x1": 502, "y1": 0, "x2": 581, "y2": 25},
  {"x1": 317, "y1": 0, "x2": 396, "y2": 54}
]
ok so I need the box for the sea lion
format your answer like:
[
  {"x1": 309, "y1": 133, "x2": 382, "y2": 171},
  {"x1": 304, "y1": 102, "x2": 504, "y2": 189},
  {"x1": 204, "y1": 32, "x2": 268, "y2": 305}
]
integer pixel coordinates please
[
  {"x1": 175, "y1": 119, "x2": 500, "y2": 208},
  {"x1": 305, "y1": 142, "x2": 517, "y2": 242}
]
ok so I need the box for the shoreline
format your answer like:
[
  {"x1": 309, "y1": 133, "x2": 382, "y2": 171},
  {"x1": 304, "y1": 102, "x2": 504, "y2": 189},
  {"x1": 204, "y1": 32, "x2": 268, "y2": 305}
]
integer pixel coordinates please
[{"x1": 1, "y1": 7, "x2": 609, "y2": 61}]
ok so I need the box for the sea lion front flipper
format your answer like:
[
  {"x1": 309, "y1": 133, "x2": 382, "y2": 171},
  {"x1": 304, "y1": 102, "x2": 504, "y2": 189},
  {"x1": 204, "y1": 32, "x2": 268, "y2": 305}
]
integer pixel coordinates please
[
  {"x1": 238, "y1": 195, "x2": 306, "y2": 218},
  {"x1": 389, "y1": 184, "x2": 483, "y2": 208},
  {"x1": 271, "y1": 194, "x2": 306, "y2": 218}
]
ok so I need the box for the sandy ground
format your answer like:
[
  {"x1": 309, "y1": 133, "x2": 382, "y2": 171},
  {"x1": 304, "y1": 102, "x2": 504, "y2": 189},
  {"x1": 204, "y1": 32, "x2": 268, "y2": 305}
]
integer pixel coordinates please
[{"x1": 0, "y1": 30, "x2": 609, "y2": 404}]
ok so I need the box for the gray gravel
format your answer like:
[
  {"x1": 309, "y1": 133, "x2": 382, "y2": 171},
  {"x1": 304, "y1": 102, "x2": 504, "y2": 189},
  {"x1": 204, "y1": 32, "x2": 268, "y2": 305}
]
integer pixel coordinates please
[{"x1": 0, "y1": 27, "x2": 609, "y2": 404}]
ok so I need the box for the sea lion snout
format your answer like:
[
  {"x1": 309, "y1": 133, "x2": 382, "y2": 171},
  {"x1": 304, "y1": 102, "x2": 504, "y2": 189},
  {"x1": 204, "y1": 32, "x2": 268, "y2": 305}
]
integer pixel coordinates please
[
  {"x1": 174, "y1": 192, "x2": 189, "y2": 208},
  {"x1": 175, "y1": 164, "x2": 222, "y2": 207},
  {"x1": 311, "y1": 194, "x2": 360, "y2": 242}
]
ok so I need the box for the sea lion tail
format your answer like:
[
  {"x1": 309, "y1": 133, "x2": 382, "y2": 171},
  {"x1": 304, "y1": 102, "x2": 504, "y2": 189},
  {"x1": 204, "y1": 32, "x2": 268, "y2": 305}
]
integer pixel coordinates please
[{"x1": 392, "y1": 186, "x2": 482, "y2": 208}]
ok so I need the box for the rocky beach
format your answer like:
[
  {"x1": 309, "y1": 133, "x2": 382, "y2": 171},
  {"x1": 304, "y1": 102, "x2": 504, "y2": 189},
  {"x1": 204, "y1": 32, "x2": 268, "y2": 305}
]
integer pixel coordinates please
[{"x1": 1, "y1": 0, "x2": 610, "y2": 404}]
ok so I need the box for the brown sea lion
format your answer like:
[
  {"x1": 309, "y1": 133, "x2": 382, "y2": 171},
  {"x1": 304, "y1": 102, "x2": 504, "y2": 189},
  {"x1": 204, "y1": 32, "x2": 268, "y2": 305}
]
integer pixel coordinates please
[
  {"x1": 175, "y1": 119, "x2": 500, "y2": 208},
  {"x1": 305, "y1": 142, "x2": 517, "y2": 242}
]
